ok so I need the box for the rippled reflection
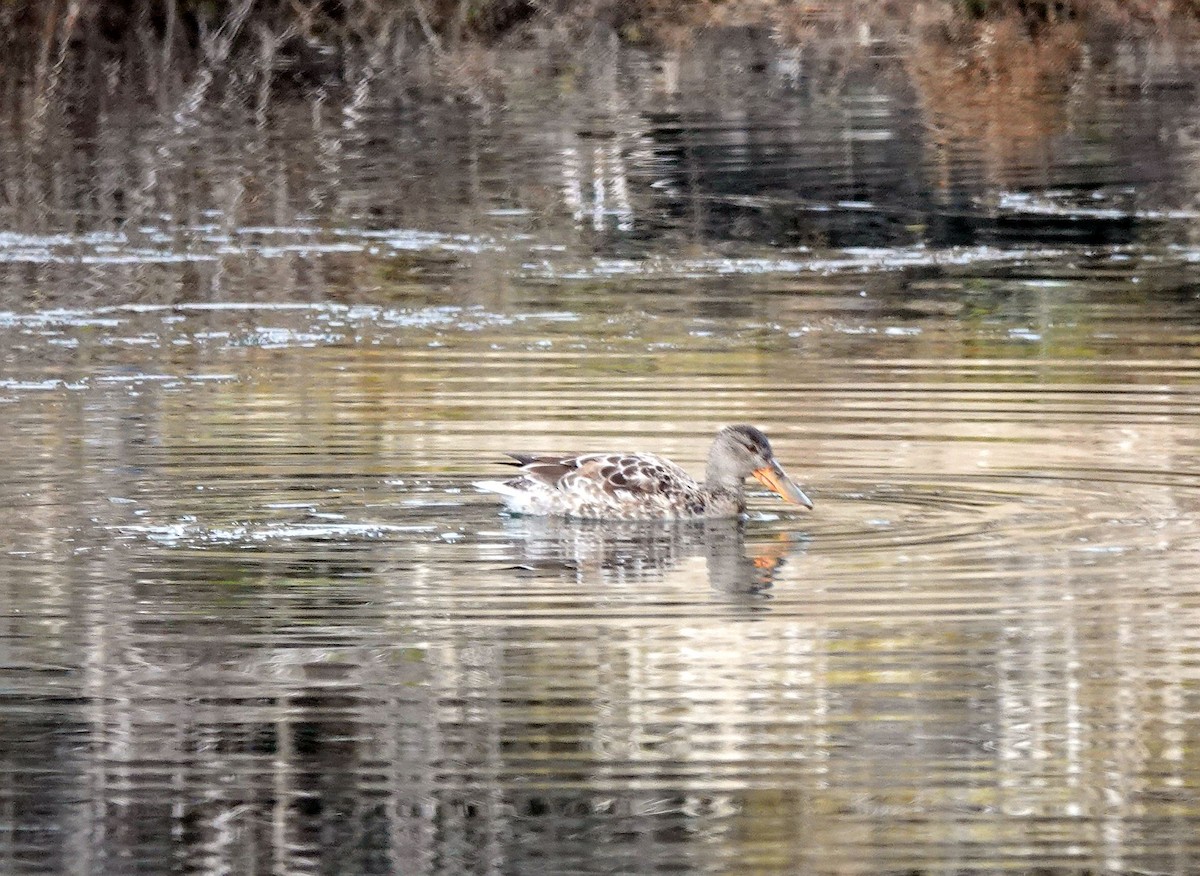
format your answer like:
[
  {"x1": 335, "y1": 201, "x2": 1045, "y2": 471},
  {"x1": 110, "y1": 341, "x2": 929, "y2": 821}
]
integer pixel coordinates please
[
  {"x1": 1, "y1": 295, "x2": 1199, "y2": 873},
  {"x1": 2, "y1": 22, "x2": 1200, "y2": 876},
  {"x1": 501, "y1": 516, "x2": 802, "y2": 596}
]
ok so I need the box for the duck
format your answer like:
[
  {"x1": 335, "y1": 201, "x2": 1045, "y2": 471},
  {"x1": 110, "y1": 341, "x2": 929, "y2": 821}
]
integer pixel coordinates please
[{"x1": 473, "y1": 424, "x2": 812, "y2": 520}]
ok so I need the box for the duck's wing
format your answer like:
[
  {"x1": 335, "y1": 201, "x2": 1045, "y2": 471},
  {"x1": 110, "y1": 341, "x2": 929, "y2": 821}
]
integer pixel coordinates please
[{"x1": 507, "y1": 452, "x2": 698, "y2": 499}]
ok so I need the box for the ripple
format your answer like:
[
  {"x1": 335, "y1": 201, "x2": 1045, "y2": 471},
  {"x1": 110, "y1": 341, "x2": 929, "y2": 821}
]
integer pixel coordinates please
[
  {"x1": 2, "y1": 228, "x2": 1200, "y2": 876},
  {"x1": 4, "y1": 35, "x2": 1200, "y2": 876},
  {"x1": 113, "y1": 519, "x2": 434, "y2": 546}
]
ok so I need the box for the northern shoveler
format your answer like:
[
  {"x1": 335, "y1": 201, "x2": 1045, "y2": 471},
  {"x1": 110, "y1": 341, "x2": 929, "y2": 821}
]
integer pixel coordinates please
[{"x1": 473, "y1": 424, "x2": 813, "y2": 520}]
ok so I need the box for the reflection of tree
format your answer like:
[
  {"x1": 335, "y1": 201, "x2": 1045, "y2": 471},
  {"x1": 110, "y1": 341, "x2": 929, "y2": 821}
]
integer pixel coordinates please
[
  {"x1": 0, "y1": 3, "x2": 1197, "y2": 297},
  {"x1": 909, "y1": 14, "x2": 1084, "y2": 192}
]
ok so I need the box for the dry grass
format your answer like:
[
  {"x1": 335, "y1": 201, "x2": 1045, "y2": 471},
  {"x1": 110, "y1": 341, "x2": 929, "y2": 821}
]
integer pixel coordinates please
[
  {"x1": 3, "y1": 0, "x2": 1199, "y2": 65},
  {"x1": 0, "y1": 0, "x2": 1195, "y2": 140}
]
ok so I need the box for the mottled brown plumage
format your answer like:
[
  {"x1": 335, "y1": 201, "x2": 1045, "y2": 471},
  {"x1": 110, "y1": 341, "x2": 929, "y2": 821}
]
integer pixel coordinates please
[{"x1": 474, "y1": 425, "x2": 812, "y2": 520}]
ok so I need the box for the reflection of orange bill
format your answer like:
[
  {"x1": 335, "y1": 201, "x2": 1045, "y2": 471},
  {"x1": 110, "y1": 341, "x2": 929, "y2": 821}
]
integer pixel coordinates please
[{"x1": 752, "y1": 465, "x2": 813, "y2": 509}]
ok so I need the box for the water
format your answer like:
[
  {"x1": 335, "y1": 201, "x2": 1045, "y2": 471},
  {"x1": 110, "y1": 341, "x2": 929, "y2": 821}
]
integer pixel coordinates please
[{"x1": 3, "y1": 27, "x2": 1200, "y2": 876}]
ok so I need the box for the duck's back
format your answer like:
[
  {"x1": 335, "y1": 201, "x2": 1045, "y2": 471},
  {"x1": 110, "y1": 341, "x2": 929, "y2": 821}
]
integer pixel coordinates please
[{"x1": 475, "y1": 451, "x2": 723, "y2": 519}]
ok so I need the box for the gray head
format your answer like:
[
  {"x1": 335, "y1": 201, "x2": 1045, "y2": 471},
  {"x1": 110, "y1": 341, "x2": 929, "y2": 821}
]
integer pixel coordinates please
[{"x1": 706, "y1": 425, "x2": 813, "y2": 509}]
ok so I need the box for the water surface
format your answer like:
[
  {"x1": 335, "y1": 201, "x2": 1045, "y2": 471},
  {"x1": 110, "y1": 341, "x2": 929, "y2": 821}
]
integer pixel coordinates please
[{"x1": 2, "y1": 29, "x2": 1200, "y2": 876}]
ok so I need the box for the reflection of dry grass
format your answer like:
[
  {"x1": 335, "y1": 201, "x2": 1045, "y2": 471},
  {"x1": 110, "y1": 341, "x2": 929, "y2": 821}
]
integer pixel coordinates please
[
  {"x1": 0, "y1": 0, "x2": 1197, "y2": 242},
  {"x1": 3, "y1": 1, "x2": 1199, "y2": 89},
  {"x1": 577, "y1": 0, "x2": 1200, "y2": 47},
  {"x1": 587, "y1": 0, "x2": 904, "y2": 48},
  {"x1": 909, "y1": 12, "x2": 1084, "y2": 186}
]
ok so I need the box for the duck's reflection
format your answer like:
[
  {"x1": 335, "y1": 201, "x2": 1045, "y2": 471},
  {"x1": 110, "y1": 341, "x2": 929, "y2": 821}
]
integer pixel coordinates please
[{"x1": 500, "y1": 515, "x2": 807, "y2": 595}]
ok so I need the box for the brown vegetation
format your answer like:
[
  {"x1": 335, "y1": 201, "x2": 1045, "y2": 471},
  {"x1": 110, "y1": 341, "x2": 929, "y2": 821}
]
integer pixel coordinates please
[
  {"x1": 0, "y1": 0, "x2": 1196, "y2": 238},
  {"x1": 909, "y1": 10, "x2": 1086, "y2": 190},
  {"x1": 2, "y1": 0, "x2": 1199, "y2": 75},
  {"x1": 0, "y1": 0, "x2": 1188, "y2": 116}
]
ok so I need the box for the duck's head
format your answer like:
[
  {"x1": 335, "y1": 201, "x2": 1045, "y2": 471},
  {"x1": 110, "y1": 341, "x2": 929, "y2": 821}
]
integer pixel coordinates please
[{"x1": 708, "y1": 424, "x2": 813, "y2": 509}]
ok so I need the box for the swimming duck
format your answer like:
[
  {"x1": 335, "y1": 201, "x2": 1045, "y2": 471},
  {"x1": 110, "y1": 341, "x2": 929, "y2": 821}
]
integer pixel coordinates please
[{"x1": 474, "y1": 424, "x2": 812, "y2": 520}]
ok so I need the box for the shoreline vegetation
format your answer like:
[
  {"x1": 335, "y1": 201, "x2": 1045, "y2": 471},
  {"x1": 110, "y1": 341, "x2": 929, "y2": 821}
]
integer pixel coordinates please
[
  {"x1": 5, "y1": 0, "x2": 1200, "y2": 98},
  {"x1": 1, "y1": 0, "x2": 1198, "y2": 251}
]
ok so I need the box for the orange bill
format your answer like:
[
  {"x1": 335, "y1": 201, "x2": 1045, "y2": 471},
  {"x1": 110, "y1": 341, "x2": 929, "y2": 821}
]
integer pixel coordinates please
[{"x1": 752, "y1": 463, "x2": 813, "y2": 509}]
